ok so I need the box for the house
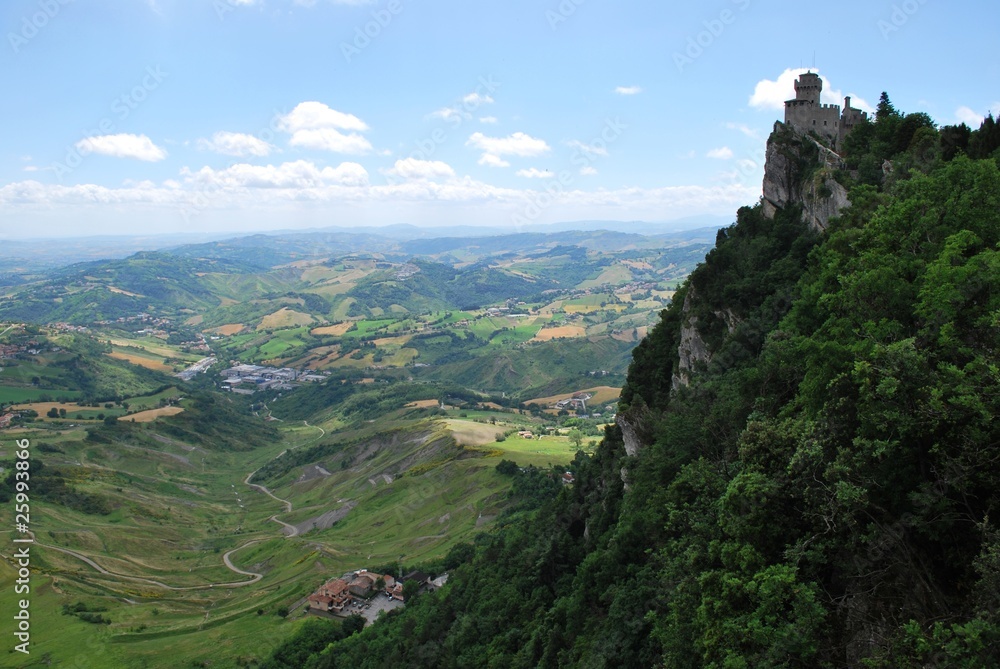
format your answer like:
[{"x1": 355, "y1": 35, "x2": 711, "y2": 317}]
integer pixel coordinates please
[
  {"x1": 401, "y1": 570, "x2": 430, "y2": 586},
  {"x1": 309, "y1": 577, "x2": 351, "y2": 613},
  {"x1": 562, "y1": 472, "x2": 575, "y2": 486},
  {"x1": 517, "y1": 430, "x2": 534, "y2": 439},
  {"x1": 347, "y1": 571, "x2": 377, "y2": 598},
  {"x1": 307, "y1": 593, "x2": 336, "y2": 611},
  {"x1": 390, "y1": 582, "x2": 405, "y2": 601}
]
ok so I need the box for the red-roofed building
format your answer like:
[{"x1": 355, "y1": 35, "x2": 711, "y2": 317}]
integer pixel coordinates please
[{"x1": 309, "y1": 577, "x2": 351, "y2": 613}]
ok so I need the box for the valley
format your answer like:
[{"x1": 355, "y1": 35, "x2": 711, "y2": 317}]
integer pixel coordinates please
[{"x1": 0, "y1": 226, "x2": 713, "y2": 667}]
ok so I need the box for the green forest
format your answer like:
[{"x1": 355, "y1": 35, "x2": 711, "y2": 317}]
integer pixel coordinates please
[{"x1": 271, "y1": 104, "x2": 1000, "y2": 666}]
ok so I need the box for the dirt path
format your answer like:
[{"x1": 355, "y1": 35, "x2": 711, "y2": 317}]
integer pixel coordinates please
[
  {"x1": 25, "y1": 418, "x2": 326, "y2": 589},
  {"x1": 243, "y1": 420, "x2": 326, "y2": 536},
  {"x1": 22, "y1": 532, "x2": 261, "y2": 590}
]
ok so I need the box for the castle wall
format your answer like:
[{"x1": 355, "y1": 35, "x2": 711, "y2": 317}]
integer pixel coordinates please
[
  {"x1": 783, "y1": 73, "x2": 870, "y2": 151},
  {"x1": 784, "y1": 101, "x2": 841, "y2": 145},
  {"x1": 839, "y1": 106, "x2": 868, "y2": 147}
]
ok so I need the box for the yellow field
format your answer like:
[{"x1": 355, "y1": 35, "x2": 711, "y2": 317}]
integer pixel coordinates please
[
  {"x1": 622, "y1": 260, "x2": 653, "y2": 270},
  {"x1": 185, "y1": 315, "x2": 205, "y2": 326},
  {"x1": 108, "y1": 351, "x2": 173, "y2": 372},
  {"x1": 532, "y1": 325, "x2": 586, "y2": 341},
  {"x1": 258, "y1": 308, "x2": 314, "y2": 331},
  {"x1": 443, "y1": 419, "x2": 506, "y2": 446},
  {"x1": 107, "y1": 339, "x2": 176, "y2": 357},
  {"x1": 209, "y1": 324, "x2": 245, "y2": 336},
  {"x1": 108, "y1": 286, "x2": 143, "y2": 297},
  {"x1": 564, "y1": 304, "x2": 626, "y2": 314},
  {"x1": 12, "y1": 402, "x2": 85, "y2": 414},
  {"x1": 525, "y1": 386, "x2": 622, "y2": 407},
  {"x1": 311, "y1": 322, "x2": 353, "y2": 336},
  {"x1": 611, "y1": 326, "x2": 648, "y2": 342},
  {"x1": 406, "y1": 399, "x2": 440, "y2": 409},
  {"x1": 122, "y1": 406, "x2": 185, "y2": 423}
]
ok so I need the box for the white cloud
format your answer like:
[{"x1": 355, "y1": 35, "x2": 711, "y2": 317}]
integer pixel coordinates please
[
  {"x1": 76, "y1": 134, "x2": 167, "y2": 161},
  {"x1": 478, "y1": 154, "x2": 511, "y2": 168},
  {"x1": 479, "y1": 116, "x2": 498, "y2": 124},
  {"x1": 749, "y1": 68, "x2": 873, "y2": 114},
  {"x1": 566, "y1": 139, "x2": 608, "y2": 157},
  {"x1": 706, "y1": 147, "x2": 734, "y2": 160},
  {"x1": 182, "y1": 159, "x2": 369, "y2": 188},
  {"x1": 615, "y1": 86, "x2": 642, "y2": 96},
  {"x1": 579, "y1": 166, "x2": 598, "y2": 176},
  {"x1": 429, "y1": 107, "x2": 463, "y2": 122},
  {"x1": 197, "y1": 131, "x2": 275, "y2": 157},
  {"x1": 466, "y1": 132, "x2": 550, "y2": 158},
  {"x1": 954, "y1": 104, "x2": 999, "y2": 127},
  {"x1": 0, "y1": 177, "x2": 758, "y2": 220},
  {"x1": 515, "y1": 168, "x2": 553, "y2": 179},
  {"x1": 384, "y1": 158, "x2": 455, "y2": 180},
  {"x1": 23, "y1": 165, "x2": 40, "y2": 172},
  {"x1": 956, "y1": 106, "x2": 984, "y2": 126},
  {"x1": 277, "y1": 102, "x2": 369, "y2": 133},
  {"x1": 0, "y1": 175, "x2": 761, "y2": 237},
  {"x1": 288, "y1": 128, "x2": 372, "y2": 154},
  {"x1": 463, "y1": 92, "x2": 495, "y2": 106}
]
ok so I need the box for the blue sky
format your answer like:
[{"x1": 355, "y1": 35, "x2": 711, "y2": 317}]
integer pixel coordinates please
[{"x1": 2, "y1": 0, "x2": 998, "y2": 238}]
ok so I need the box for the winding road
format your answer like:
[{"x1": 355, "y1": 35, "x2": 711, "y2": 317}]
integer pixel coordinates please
[
  {"x1": 19, "y1": 532, "x2": 262, "y2": 590},
  {"x1": 20, "y1": 419, "x2": 327, "y2": 590}
]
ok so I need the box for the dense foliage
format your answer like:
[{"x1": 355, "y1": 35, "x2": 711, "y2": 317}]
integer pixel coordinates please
[{"x1": 271, "y1": 106, "x2": 1000, "y2": 667}]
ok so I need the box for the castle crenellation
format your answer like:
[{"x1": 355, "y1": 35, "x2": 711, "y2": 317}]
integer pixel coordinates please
[{"x1": 783, "y1": 71, "x2": 868, "y2": 151}]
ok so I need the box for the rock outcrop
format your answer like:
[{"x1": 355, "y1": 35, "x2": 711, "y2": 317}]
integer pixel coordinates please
[
  {"x1": 617, "y1": 401, "x2": 653, "y2": 458},
  {"x1": 762, "y1": 122, "x2": 851, "y2": 233},
  {"x1": 671, "y1": 288, "x2": 711, "y2": 391}
]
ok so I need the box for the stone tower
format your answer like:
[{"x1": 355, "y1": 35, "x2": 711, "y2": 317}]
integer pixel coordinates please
[
  {"x1": 794, "y1": 71, "x2": 823, "y2": 104},
  {"x1": 783, "y1": 71, "x2": 868, "y2": 152}
]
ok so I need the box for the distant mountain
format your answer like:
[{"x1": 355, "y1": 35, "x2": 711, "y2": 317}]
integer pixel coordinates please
[{"x1": 0, "y1": 232, "x2": 236, "y2": 274}]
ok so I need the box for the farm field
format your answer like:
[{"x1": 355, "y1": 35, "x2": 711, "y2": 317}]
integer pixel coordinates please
[
  {"x1": 526, "y1": 385, "x2": 623, "y2": 408},
  {"x1": 0, "y1": 226, "x2": 717, "y2": 666}
]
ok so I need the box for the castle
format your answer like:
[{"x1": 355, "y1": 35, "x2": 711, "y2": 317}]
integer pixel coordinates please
[{"x1": 784, "y1": 71, "x2": 868, "y2": 151}]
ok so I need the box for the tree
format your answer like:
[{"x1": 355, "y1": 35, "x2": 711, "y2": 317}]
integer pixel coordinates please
[
  {"x1": 402, "y1": 579, "x2": 421, "y2": 601},
  {"x1": 496, "y1": 459, "x2": 519, "y2": 476},
  {"x1": 876, "y1": 91, "x2": 898, "y2": 121},
  {"x1": 46, "y1": 407, "x2": 59, "y2": 418},
  {"x1": 568, "y1": 429, "x2": 584, "y2": 450}
]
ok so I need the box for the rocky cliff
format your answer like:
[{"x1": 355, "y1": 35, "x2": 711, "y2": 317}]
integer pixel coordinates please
[{"x1": 761, "y1": 121, "x2": 851, "y2": 233}]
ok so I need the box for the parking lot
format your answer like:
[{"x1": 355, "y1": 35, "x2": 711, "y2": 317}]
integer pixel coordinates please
[{"x1": 343, "y1": 594, "x2": 404, "y2": 624}]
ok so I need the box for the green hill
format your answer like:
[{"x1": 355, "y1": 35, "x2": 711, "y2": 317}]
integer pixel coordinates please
[{"x1": 284, "y1": 103, "x2": 1000, "y2": 667}]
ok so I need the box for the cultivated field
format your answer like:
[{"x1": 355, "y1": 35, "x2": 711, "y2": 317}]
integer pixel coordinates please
[
  {"x1": 122, "y1": 406, "x2": 185, "y2": 422},
  {"x1": 526, "y1": 386, "x2": 622, "y2": 408},
  {"x1": 532, "y1": 325, "x2": 587, "y2": 341}
]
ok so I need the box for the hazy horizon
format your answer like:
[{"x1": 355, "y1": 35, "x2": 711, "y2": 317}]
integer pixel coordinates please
[{"x1": 3, "y1": 1, "x2": 996, "y2": 238}]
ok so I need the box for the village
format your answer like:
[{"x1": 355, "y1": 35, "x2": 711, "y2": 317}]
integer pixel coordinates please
[
  {"x1": 306, "y1": 568, "x2": 449, "y2": 625},
  {"x1": 217, "y1": 363, "x2": 330, "y2": 394}
]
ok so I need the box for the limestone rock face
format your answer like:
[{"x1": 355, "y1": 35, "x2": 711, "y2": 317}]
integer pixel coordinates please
[
  {"x1": 617, "y1": 402, "x2": 653, "y2": 458},
  {"x1": 762, "y1": 122, "x2": 851, "y2": 233},
  {"x1": 671, "y1": 288, "x2": 711, "y2": 391}
]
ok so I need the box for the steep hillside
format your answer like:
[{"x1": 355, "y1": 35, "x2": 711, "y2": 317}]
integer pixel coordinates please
[{"x1": 283, "y1": 103, "x2": 1000, "y2": 667}]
